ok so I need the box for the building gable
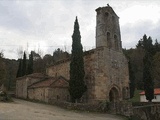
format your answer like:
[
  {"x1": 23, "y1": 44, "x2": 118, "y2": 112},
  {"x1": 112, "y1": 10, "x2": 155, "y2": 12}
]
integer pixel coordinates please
[{"x1": 51, "y1": 76, "x2": 69, "y2": 88}]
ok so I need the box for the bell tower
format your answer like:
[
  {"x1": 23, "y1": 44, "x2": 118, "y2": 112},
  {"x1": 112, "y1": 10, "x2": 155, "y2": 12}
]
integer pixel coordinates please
[{"x1": 95, "y1": 5, "x2": 122, "y2": 51}]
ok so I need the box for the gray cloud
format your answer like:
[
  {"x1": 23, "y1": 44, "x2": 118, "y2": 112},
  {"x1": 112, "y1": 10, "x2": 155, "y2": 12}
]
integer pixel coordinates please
[
  {"x1": 0, "y1": 0, "x2": 160, "y2": 59},
  {"x1": 0, "y1": 1, "x2": 32, "y2": 32},
  {"x1": 121, "y1": 20, "x2": 160, "y2": 48}
]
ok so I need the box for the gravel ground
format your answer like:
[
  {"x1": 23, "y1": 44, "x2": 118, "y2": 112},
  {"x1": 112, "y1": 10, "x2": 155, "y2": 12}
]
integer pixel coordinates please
[{"x1": 0, "y1": 99, "x2": 125, "y2": 120}]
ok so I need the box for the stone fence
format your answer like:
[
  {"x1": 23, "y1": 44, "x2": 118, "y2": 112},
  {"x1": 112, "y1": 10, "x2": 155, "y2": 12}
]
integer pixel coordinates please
[
  {"x1": 49, "y1": 100, "x2": 133, "y2": 116},
  {"x1": 49, "y1": 100, "x2": 160, "y2": 120},
  {"x1": 108, "y1": 102, "x2": 160, "y2": 120},
  {"x1": 107, "y1": 101, "x2": 133, "y2": 117},
  {"x1": 49, "y1": 100, "x2": 108, "y2": 112},
  {"x1": 133, "y1": 104, "x2": 160, "y2": 120},
  {"x1": 17, "y1": 97, "x2": 160, "y2": 120}
]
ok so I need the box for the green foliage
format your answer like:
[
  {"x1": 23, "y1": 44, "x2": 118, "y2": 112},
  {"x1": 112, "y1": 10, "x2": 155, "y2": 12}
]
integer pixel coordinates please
[
  {"x1": 69, "y1": 17, "x2": 87, "y2": 102},
  {"x1": 123, "y1": 48, "x2": 145, "y2": 89},
  {"x1": 136, "y1": 34, "x2": 153, "y2": 52},
  {"x1": 16, "y1": 59, "x2": 22, "y2": 77},
  {"x1": 128, "y1": 59, "x2": 135, "y2": 98},
  {"x1": 53, "y1": 48, "x2": 69, "y2": 62},
  {"x1": 153, "y1": 52, "x2": 160, "y2": 83},
  {"x1": 143, "y1": 52, "x2": 154, "y2": 102},
  {"x1": 0, "y1": 91, "x2": 13, "y2": 102},
  {"x1": 130, "y1": 90, "x2": 142, "y2": 102},
  {"x1": 22, "y1": 52, "x2": 27, "y2": 76},
  {"x1": 27, "y1": 51, "x2": 33, "y2": 75},
  {"x1": 17, "y1": 51, "x2": 28, "y2": 77},
  {"x1": 124, "y1": 34, "x2": 160, "y2": 90},
  {"x1": 0, "y1": 58, "x2": 6, "y2": 86}
]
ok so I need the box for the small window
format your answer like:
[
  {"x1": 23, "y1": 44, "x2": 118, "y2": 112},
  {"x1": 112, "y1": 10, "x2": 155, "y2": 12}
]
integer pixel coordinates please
[
  {"x1": 154, "y1": 96, "x2": 157, "y2": 99},
  {"x1": 114, "y1": 35, "x2": 118, "y2": 50},
  {"x1": 114, "y1": 35, "x2": 117, "y2": 39},
  {"x1": 107, "y1": 32, "x2": 110, "y2": 41},
  {"x1": 57, "y1": 95, "x2": 60, "y2": 100},
  {"x1": 107, "y1": 32, "x2": 111, "y2": 48}
]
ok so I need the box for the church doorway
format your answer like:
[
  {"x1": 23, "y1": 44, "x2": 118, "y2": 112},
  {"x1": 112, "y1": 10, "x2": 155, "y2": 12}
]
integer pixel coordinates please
[{"x1": 109, "y1": 87, "x2": 119, "y2": 102}]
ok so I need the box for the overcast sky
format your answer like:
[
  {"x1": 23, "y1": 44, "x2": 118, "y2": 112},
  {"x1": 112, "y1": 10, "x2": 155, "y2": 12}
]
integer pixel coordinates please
[{"x1": 0, "y1": 0, "x2": 160, "y2": 59}]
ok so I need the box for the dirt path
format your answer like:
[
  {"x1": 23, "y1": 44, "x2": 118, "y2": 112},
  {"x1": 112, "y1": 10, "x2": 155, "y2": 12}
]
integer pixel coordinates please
[{"x1": 0, "y1": 99, "x2": 125, "y2": 120}]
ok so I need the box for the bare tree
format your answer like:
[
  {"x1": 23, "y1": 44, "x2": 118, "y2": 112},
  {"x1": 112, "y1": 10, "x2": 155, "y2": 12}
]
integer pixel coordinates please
[{"x1": 17, "y1": 46, "x2": 23, "y2": 59}]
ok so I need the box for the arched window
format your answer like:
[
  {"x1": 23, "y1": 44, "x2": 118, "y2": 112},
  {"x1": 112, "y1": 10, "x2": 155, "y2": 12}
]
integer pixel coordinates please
[
  {"x1": 114, "y1": 35, "x2": 118, "y2": 50},
  {"x1": 57, "y1": 95, "x2": 60, "y2": 100},
  {"x1": 107, "y1": 32, "x2": 111, "y2": 48}
]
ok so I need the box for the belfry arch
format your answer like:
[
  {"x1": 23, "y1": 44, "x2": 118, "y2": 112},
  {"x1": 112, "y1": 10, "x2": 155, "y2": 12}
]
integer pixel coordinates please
[
  {"x1": 109, "y1": 87, "x2": 119, "y2": 102},
  {"x1": 107, "y1": 32, "x2": 111, "y2": 48}
]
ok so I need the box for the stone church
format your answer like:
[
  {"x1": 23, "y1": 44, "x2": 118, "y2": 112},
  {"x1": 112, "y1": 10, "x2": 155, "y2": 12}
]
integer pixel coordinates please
[{"x1": 16, "y1": 5, "x2": 129, "y2": 104}]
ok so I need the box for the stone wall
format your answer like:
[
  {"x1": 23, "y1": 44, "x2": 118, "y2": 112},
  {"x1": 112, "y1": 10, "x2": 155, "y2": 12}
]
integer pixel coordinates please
[
  {"x1": 28, "y1": 87, "x2": 69, "y2": 103},
  {"x1": 46, "y1": 59, "x2": 70, "y2": 80},
  {"x1": 16, "y1": 73, "x2": 46, "y2": 99},
  {"x1": 46, "y1": 47, "x2": 129, "y2": 103},
  {"x1": 107, "y1": 102, "x2": 160, "y2": 120},
  {"x1": 49, "y1": 100, "x2": 108, "y2": 112},
  {"x1": 46, "y1": 49, "x2": 97, "y2": 103},
  {"x1": 83, "y1": 50, "x2": 96, "y2": 103},
  {"x1": 16, "y1": 78, "x2": 26, "y2": 98},
  {"x1": 133, "y1": 104, "x2": 160, "y2": 120},
  {"x1": 28, "y1": 87, "x2": 48, "y2": 102},
  {"x1": 107, "y1": 101, "x2": 133, "y2": 117},
  {"x1": 48, "y1": 87, "x2": 70, "y2": 102},
  {"x1": 93, "y1": 47, "x2": 129, "y2": 102}
]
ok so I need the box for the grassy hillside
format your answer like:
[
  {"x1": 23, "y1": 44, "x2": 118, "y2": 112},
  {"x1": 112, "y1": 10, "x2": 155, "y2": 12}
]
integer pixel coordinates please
[{"x1": 130, "y1": 90, "x2": 143, "y2": 102}]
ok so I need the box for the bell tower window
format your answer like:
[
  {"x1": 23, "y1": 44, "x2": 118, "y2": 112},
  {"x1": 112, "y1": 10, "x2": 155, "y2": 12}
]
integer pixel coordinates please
[
  {"x1": 114, "y1": 35, "x2": 118, "y2": 50},
  {"x1": 107, "y1": 32, "x2": 111, "y2": 48}
]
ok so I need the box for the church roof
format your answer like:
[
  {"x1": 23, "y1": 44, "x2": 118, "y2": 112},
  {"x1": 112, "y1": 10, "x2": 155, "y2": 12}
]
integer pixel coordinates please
[
  {"x1": 16, "y1": 73, "x2": 47, "y2": 80},
  {"x1": 28, "y1": 76, "x2": 69, "y2": 89},
  {"x1": 95, "y1": 5, "x2": 119, "y2": 18}
]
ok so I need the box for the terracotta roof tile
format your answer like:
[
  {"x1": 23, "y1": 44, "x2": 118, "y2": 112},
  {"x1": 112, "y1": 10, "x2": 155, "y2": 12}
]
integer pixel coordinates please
[
  {"x1": 28, "y1": 76, "x2": 69, "y2": 89},
  {"x1": 29, "y1": 78, "x2": 55, "y2": 88},
  {"x1": 16, "y1": 73, "x2": 46, "y2": 80},
  {"x1": 139, "y1": 88, "x2": 160, "y2": 95}
]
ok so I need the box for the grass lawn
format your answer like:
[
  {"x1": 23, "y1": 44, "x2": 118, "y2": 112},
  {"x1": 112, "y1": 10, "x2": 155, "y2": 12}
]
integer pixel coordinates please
[{"x1": 130, "y1": 89, "x2": 143, "y2": 102}]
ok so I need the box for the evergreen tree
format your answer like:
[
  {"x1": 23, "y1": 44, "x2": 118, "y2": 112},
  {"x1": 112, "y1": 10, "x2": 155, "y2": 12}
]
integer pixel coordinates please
[
  {"x1": 16, "y1": 59, "x2": 22, "y2": 77},
  {"x1": 143, "y1": 52, "x2": 154, "y2": 102},
  {"x1": 136, "y1": 34, "x2": 153, "y2": 52},
  {"x1": 154, "y1": 39, "x2": 160, "y2": 53},
  {"x1": 27, "y1": 51, "x2": 33, "y2": 75},
  {"x1": 22, "y1": 52, "x2": 26, "y2": 76},
  {"x1": 128, "y1": 59, "x2": 135, "y2": 98},
  {"x1": 69, "y1": 17, "x2": 87, "y2": 103},
  {"x1": 153, "y1": 52, "x2": 160, "y2": 87}
]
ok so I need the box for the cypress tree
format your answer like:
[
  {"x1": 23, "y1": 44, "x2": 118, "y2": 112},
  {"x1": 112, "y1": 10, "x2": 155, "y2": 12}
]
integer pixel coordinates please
[
  {"x1": 22, "y1": 52, "x2": 27, "y2": 76},
  {"x1": 16, "y1": 59, "x2": 22, "y2": 78},
  {"x1": 128, "y1": 59, "x2": 135, "y2": 98},
  {"x1": 69, "y1": 17, "x2": 87, "y2": 103},
  {"x1": 27, "y1": 51, "x2": 33, "y2": 75},
  {"x1": 143, "y1": 52, "x2": 154, "y2": 102}
]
